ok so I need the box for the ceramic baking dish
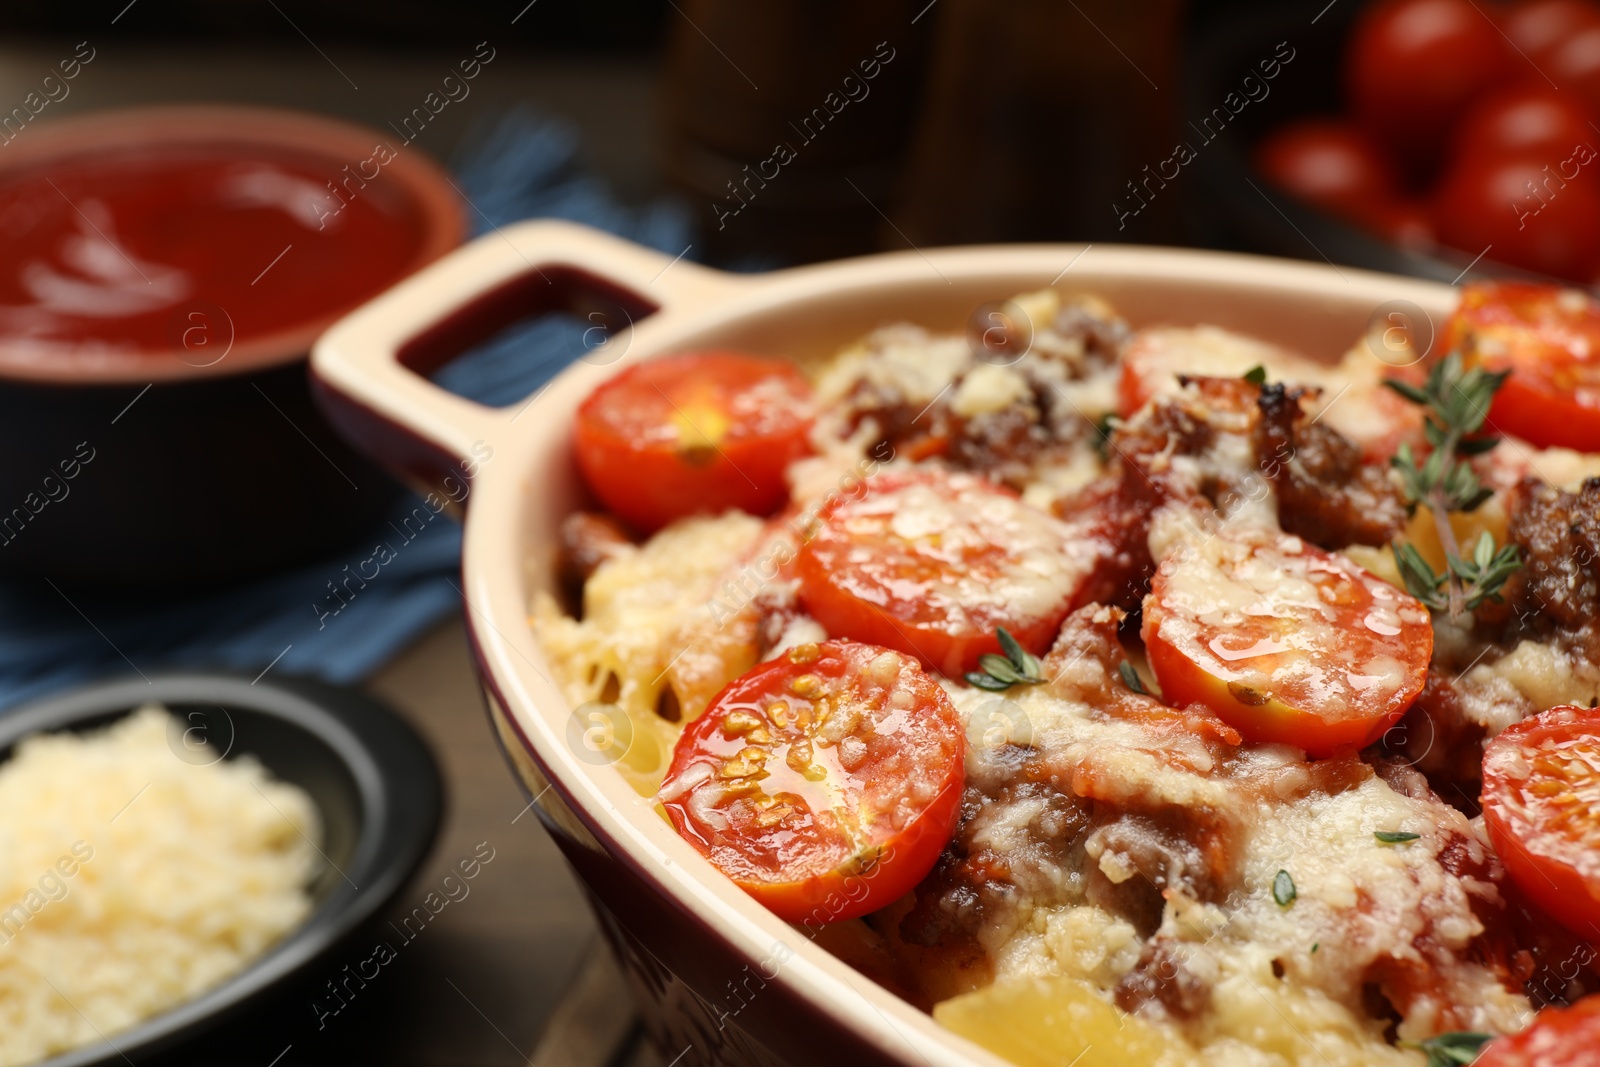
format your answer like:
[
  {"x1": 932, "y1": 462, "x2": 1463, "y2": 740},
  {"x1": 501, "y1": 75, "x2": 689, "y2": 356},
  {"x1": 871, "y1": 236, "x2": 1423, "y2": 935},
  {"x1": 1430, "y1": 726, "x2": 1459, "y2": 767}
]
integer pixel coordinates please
[{"x1": 310, "y1": 221, "x2": 1456, "y2": 1066}]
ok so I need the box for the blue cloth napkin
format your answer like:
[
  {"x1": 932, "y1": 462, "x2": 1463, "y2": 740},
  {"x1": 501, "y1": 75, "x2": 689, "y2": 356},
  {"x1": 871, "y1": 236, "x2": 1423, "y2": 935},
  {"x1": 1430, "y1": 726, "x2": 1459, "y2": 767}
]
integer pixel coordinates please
[{"x1": 0, "y1": 110, "x2": 693, "y2": 710}]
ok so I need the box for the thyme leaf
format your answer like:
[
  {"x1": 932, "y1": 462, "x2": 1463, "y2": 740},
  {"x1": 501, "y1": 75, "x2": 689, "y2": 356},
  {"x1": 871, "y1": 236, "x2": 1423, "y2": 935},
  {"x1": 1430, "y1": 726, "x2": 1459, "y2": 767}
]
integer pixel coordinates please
[
  {"x1": 1273, "y1": 869, "x2": 1296, "y2": 907},
  {"x1": 1406, "y1": 1031, "x2": 1493, "y2": 1067},
  {"x1": 1092, "y1": 412, "x2": 1119, "y2": 461},
  {"x1": 964, "y1": 627, "x2": 1044, "y2": 691},
  {"x1": 1118, "y1": 659, "x2": 1147, "y2": 695}
]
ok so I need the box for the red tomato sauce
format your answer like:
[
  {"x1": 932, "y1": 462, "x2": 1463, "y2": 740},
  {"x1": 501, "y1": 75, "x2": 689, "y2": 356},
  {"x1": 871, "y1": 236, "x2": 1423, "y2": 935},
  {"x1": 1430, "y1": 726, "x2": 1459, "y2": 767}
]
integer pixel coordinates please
[{"x1": 0, "y1": 146, "x2": 426, "y2": 357}]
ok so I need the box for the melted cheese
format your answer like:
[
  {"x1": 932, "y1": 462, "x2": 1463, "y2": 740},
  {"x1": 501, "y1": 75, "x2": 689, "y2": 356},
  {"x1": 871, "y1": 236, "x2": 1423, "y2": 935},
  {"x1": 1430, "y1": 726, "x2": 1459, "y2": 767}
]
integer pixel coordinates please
[
  {"x1": 533, "y1": 512, "x2": 765, "y2": 794},
  {"x1": 813, "y1": 324, "x2": 971, "y2": 413},
  {"x1": 1455, "y1": 639, "x2": 1600, "y2": 736},
  {"x1": 952, "y1": 363, "x2": 1031, "y2": 417},
  {"x1": 942, "y1": 680, "x2": 1531, "y2": 1066},
  {"x1": 1125, "y1": 325, "x2": 1296, "y2": 390}
]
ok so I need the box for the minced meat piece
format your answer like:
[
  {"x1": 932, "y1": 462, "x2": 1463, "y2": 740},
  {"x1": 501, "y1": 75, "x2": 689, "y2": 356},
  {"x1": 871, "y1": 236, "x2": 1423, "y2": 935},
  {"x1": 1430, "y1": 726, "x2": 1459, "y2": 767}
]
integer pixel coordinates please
[
  {"x1": 1254, "y1": 382, "x2": 1406, "y2": 548},
  {"x1": 1494, "y1": 476, "x2": 1600, "y2": 658}
]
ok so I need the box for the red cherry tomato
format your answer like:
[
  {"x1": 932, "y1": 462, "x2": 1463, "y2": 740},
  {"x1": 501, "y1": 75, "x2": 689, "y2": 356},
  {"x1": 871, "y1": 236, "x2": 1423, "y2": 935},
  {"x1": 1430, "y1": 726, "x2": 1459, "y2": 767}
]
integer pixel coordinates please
[
  {"x1": 1451, "y1": 83, "x2": 1600, "y2": 167},
  {"x1": 1350, "y1": 197, "x2": 1438, "y2": 249},
  {"x1": 1434, "y1": 153, "x2": 1600, "y2": 281},
  {"x1": 1254, "y1": 118, "x2": 1398, "y2": 216},
  {"x1": 796, "y1": 468, "x2": 1093, "y2": 677},
  {"x1": 574, "y1": 351, "x2": 814, "y2": 533},
  {"x1": 1443, "y1": 281, "x2": 1600, "y2": 450},
  {"x1": 1476, "y1": 994, "x2": 1600, "y2": 1066},
  {"x1": 1140, "y1": 525, "x2": 1433, "y2": 758},
  {"x1": 1482, "y1": 705, "x2": 1600, "y2": 941},
  {"x1": 1502, "y1": 0, "x2": 1600, "y2": 65},
  {"x1": 658, "y1": 640, "x2": 965, "y2": 923},
  {"x1": 1114, "y1": 328, "x2": 1424, "y2": 462},
  {"x1": 1346, "y1": 0, "x2": 1511, "y2": 165},
  {"x1": 1548, "y1": 22, "x2": 1600, "y2": 117}
]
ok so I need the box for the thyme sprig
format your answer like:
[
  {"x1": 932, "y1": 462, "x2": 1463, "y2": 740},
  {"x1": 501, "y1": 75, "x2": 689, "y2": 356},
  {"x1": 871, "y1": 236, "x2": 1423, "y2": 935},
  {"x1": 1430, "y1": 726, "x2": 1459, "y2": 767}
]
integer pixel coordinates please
[
  {"x1": 965, "y1": 627, "x2": 1044, "y2": 691},
  {"x1": 1403, "y1": 1031, "x2": 1492, "y2": 1067},
  {"x1": 1383, "y1": 354, "x2": 1521, "y2": 619},
  {"x1": 1392, "y1": 532, "x2": 1522, "y2": 617}
]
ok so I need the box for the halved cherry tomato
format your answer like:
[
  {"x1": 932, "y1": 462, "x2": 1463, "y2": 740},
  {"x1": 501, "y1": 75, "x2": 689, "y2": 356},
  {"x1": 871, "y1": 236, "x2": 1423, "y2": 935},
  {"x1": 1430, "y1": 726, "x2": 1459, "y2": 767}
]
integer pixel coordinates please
[
  {"x1": 657, "y1": 640, "x2": 964, "y2": 923},
  {"x1": 1442, "y1": 282, "x2": 1600, "y2": 451},
  {"x1": 1140, "y1": 525, "x2": 1433, "y2": 758},
  {"x1": 796, "y1": 468, "x2": 1093, "y2": 676},
  {"x1": 1117, "y1": 327, "x2": 1292, "y2": 417},
  {"x1": 1476, "y1": 994, "x2": 1600, "y2": 1066},
  {"x1": 1346, "y1": 0, "x2": 1511, "y2": 166},
  {"x1": 573, "y1": 351, "x2": 814, "y2": 533},
  {"x1": 1482, "y1": 704, "x2": 1600, "y2": 940},
  {"x1": 1116, "y1": 328, "x2": 1423, "y2": 461}
]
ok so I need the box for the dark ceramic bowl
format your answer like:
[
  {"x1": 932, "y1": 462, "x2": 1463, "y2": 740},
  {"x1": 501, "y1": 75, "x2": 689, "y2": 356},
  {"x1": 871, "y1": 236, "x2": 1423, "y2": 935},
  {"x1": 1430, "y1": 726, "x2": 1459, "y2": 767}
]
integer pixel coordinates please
[
  {"x1": 0, "y1": 671, "x2": 441, "y2": 1067},
  {"x1": 0, "y1": 106, "x2": 463, "y2": 590},
  {"x1": 1184, "y1": 0, "x2": 1563, "y2": 287},
  {"x1": 311, "y1": 221, "x2": 1457, "y2": 1066}
]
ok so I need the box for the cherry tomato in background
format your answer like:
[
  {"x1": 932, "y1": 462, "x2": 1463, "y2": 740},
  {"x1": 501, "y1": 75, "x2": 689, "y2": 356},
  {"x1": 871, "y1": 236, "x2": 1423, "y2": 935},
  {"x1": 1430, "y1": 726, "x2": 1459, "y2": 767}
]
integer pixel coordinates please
[
  {"x1": 796, "y1": 468, "x2": 1095, "y2": 677},
  {"x1": 1450, "y1": 83, "x2": 1600, "y2": 167},
  {"x1": 1350, "y1": 197, "x2": 1438, "y2": 249},
  {"x1": 1481, "y1": 704, "x2": 1600, "y2": 942},
  {"x1": 1140, "y1": 525, "x2": 1433, "y2": 758},
  {"x1": 1547, "y1": 21, "x2": 1600, "y2": 117},
  {"x1": 1444, "y1": 281, "x2": 1600, "y2": 451},
  {"x1": 1501, "y1": 0, "x2": 1600, "y2": 66},
  {"x1": 1346, "y1": 0, "x2": 1512, "y2": 169},
  {"x1": 1253, "y1": 0, "x2": 1600, "y2": 262},
  {"x1": 1433, "y1": 153, "x2": 1600, "y2": 281},
  {"x1": 1248, "y1": 119, "x2": 1433, "y2": 251},
  {"x1": 658, "y1": 640, "x2": 965, "y2": 923},
  {"x1": 1475, "y1": 994, "x2": 1600, "y2": 1067},
  {"x1": 1253, "y1": 118, "x2": 1399, "y2": 217},
  {"x1": 573, "y1": 350, "x2": 814, "y2": 533}
]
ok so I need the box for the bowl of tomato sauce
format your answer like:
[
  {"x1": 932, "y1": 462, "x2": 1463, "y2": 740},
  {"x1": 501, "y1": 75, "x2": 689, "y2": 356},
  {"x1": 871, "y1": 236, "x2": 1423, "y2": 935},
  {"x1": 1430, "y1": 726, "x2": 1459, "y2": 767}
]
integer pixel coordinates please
[{"x1": 0, "y1": 105, "x2": 462, "y2": 587}]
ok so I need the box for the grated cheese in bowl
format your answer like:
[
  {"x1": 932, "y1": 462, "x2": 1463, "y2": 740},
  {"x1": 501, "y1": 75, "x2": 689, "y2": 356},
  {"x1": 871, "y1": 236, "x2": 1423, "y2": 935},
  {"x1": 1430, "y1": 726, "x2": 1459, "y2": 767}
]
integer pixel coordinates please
[{"x1": 0, "y1": 705, "x2": 320, "y2": 1067}]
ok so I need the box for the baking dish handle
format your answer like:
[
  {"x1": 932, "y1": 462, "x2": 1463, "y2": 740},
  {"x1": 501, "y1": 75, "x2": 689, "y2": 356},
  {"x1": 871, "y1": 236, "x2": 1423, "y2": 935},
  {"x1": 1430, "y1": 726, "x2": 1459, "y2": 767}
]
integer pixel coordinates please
[{"x1": 310, "y1": 220, "x2": 741, "y2": 493}]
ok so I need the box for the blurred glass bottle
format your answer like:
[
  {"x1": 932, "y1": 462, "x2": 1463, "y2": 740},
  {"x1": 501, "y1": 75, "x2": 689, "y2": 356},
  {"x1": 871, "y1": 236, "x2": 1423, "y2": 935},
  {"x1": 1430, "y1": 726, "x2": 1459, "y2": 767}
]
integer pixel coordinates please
[
  {"x1": 894, "y1": 0, "x2": 1188, "y2": 247},
  {"x1": 660, "y1": 0, "x2": 928, "y2": 264}
]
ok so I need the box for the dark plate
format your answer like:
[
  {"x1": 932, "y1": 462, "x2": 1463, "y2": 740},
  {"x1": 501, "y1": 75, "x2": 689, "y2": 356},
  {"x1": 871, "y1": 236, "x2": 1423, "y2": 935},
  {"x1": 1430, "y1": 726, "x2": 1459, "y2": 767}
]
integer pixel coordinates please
[
  {"x1": 1184, "y1": 0, "x2": 1565, "y2": 287},
  {"x1": 0, "y1": 671, "x2": 442, "y2": 1067}
]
